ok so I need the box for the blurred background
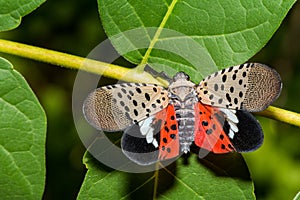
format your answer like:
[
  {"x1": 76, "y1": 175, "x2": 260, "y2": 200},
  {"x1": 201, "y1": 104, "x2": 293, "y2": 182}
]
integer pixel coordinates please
[{"x1": 0, "y1": 0, "x2": 299, "y2": 199}]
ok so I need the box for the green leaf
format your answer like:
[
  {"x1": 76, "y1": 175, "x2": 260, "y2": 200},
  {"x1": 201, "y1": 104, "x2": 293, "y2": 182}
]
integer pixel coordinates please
[
  {"x1": 98, "y1": 0, "x2": 296, "y2": 81},
  {"x1": 0, "y1": 0, "x2": 46, "y2": 31},
  {"x1": 78, "y1": 152, "x2": 255, "y2": 200},
  {"x1": 0, "y1": 58, "x2": 46, "y2": 199}
]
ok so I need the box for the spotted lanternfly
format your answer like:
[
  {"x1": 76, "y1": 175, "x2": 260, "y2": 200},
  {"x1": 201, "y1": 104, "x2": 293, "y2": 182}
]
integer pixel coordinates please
[{"x1": 83, "y1": 63, "x2": 282, "y2": 165}]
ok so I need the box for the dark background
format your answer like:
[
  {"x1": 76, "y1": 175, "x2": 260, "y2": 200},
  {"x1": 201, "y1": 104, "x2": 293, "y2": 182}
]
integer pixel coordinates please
[{"x1": 0, "y1": 0, "x2": 300, "y2": 199}]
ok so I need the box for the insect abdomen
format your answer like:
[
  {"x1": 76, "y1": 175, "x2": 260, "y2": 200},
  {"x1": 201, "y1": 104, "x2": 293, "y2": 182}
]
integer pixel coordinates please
[{"x1": 175, "y1": 108, "x2": 195, "y2": 153}]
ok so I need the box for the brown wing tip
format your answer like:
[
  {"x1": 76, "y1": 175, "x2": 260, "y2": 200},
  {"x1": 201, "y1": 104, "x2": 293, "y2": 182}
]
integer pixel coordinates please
[
  {"x1": 243, "y1": 63, "x2": 282, "y2": 112},
  {"x1": 83, "y1": 89, "x2": 130, "y2": 131},
  {"x1": 83, "y1": 89, "x2": 107, "y2": 130}
]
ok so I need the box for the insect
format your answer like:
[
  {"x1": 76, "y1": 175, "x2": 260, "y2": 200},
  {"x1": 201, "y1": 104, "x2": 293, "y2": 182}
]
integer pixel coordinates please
[{"x1": 83, "y1": 63, "x2": 282, "y2": 165}]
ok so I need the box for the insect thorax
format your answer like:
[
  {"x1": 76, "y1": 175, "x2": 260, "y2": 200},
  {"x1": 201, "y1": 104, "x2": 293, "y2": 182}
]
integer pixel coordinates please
[{"x1": 168, "y1": 72, "x2": 198, "y2": 153}]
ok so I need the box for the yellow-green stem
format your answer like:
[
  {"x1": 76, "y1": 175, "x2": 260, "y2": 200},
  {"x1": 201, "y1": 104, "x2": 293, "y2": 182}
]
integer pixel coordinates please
[
  {"x1": 0, "y1": 39, "x2": 167, "y2": 85},
  {"x1": 257, "y1": 106, "x2": 300, "y2": 127},
  {"x1": 0, "y1": 39, "x2": 299, "y2": 127}
]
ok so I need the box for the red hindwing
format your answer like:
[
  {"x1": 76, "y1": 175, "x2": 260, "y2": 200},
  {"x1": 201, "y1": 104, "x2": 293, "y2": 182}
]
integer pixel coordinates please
[
  {"x1": 155, "y1": 105, "x2": 180, "y2": 160},
  {"x1": 194, "y1": 102, "x2": 236, "y2": 153}
]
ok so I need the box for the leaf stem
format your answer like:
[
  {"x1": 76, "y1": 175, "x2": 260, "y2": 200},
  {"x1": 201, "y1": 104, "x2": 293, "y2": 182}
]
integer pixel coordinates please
[
  {"x1": 0, "y1": 39, "x2": 165, "y2": 85},
  {"x1": 0, "y1": 39, "x2": 299, "y2": 127},
  {"x1": 257, "y1": 106, "x2": 300, "y2": 127}
]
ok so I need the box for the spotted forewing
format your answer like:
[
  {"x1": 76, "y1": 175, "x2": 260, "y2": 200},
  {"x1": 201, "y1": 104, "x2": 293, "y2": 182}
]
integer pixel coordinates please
[
  {"x1": 197, "y1": 63, "x2": 282, "y2": 112},
  {"x1": 83, "y1": 83, "x2": 169, "y2": 131}
]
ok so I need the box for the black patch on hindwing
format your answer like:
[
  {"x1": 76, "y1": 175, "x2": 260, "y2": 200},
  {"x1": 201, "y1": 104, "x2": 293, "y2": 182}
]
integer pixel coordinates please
[
  {"x1": 230, "y1": 110, "x2": 264, "y2": 152},
  {"x1": 121, "y1": 120, "x2": 162, "y2": 165}
]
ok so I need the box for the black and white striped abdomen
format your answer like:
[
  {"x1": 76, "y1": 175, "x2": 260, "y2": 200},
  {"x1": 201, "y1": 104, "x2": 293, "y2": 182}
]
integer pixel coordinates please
[{"x1": 170, "y1": 96, "x2": 198, "y2": 153}]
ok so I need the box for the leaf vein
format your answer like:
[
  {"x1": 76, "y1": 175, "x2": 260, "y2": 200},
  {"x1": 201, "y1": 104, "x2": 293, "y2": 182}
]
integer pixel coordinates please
[
  {"x1": 161, "y1": 164, "x2": 205, "y2": 199},
  {"x1": 140, "y1": 0, "x2": 178, "y2": 65},
  {"x1": 121, "y1": 175, "x2": 155, "y2": 199}
]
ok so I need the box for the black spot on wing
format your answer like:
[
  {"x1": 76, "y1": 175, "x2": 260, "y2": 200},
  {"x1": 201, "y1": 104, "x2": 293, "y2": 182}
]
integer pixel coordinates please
[
  {"x1": 163, "y1": 137, "x2": 168, "y2": 143},
  {"x1": 136, "y1": 87, "x2": 142, "y2": 93},
  {"x1": 226, "y1": 93, "x2": 231, "y2": 102},
  {"x1": 170, "y1": 124, "x2": 177, "y2": 131},
  {"x1": 121, "y1": 88, "x2": 127, "y2": 94},
  {"x1": 202, "y1": 121, "x2": 208, "y2": 126},
  {"x1": 141, "y1": 102, "x2": 146, "y2": 108},
  {"x1": 133, "y1": 100, "x2": 138, "y2": 106},
  {"x1": 129, "y1": 90, "x2": 134, "y2": 96},
  {"x1": 220, "y1": 84, "x2": 225, "y2": 91},
  {"x1": 218, "y1": 98, "x2": 223, "y2": 104},
  {"x1": 214, "y1": 84, "x2": 219, "y2": 91},
  {"x1": 232, "y1": 74, "x2": 237, "y2": 80},
  {"x1": 222, "y1": 74, "x2": 227, "y2": 82},
  {"x1": 206, "y1": 129, "x2": 213, "y2": 135},
  {"x1": 164, "y1": 126, "x2": 169, "y2": 133},
  {"x1": 170, "y1": 134, "x2": 176, "y2": 139},
  {"x1": 145, "y1": 93, "x2": 151, "y2": 101},
  {"x1": 242, "y1": 71, "x2": 247, "y2": 77}
]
